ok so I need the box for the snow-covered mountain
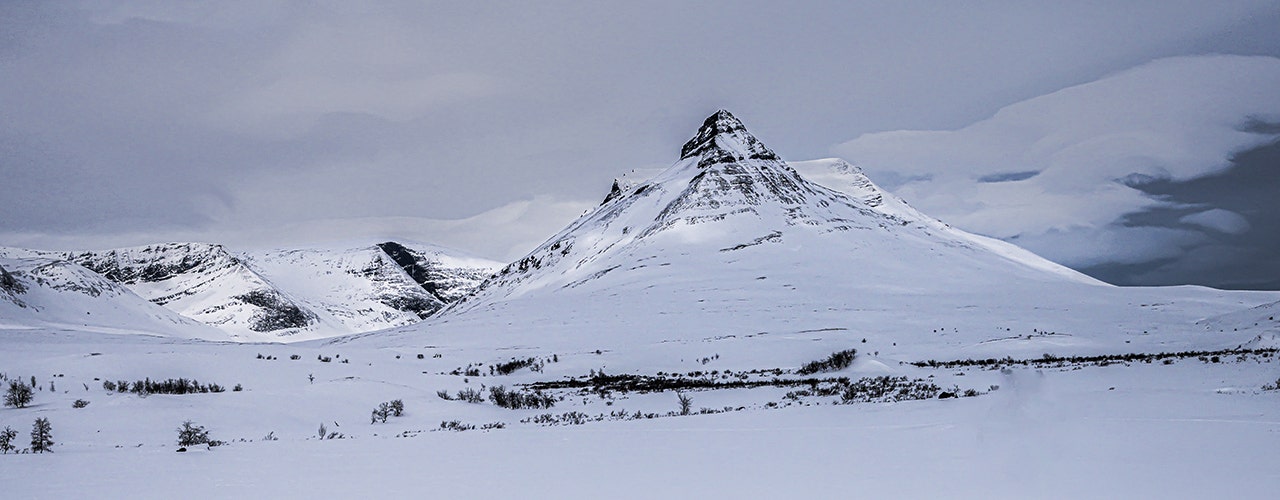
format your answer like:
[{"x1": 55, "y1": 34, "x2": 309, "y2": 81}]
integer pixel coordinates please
[
  {"x1": 0, "y1": 254, "x2": 223, "y2": 339},
  {"x1": 360, "y1": 111, "x2": 1276, "y2": 362},
  {"x1": 0, "y1": 241, "x2": 500, "y2": 341},
  {"x1": 237, "y1": 242, "x2": 498, "y2": 340}
]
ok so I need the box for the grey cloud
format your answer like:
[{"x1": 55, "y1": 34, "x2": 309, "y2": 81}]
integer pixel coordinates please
[{"x1": 3, "y1": 1, "x2": 1280, "y2": 278}]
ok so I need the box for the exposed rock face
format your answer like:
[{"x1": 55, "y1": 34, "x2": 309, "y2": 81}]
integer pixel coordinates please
[
  {"x1": 0, "y1": 263, "x2": 24, "y2": 294},
  {"x1": 601, "y1": 180, "x2": 624, "y2": 205},
  {"x1": 233, "y1": 289, "x2": 316, "y2": 332},
  {"x1": 679, "y1": 110, "x2": 781, "y2": 166},
  {"x1": 66, "y1": 243, "x2": 238, "y2": 286},
  {"x1": 375, "y1": 241, "x2": 497, "y2": 304}
]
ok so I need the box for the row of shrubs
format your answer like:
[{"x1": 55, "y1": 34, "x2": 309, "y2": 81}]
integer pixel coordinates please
[
  {"x1": 448, "y1": 354, "x2": 560, "y2": 377},
  {"x1": 911, "y1": 347, "x2": 1279, "y2": 370},
  {"x1": 102, "y1": 378, "x2": 239, "y2": 395},
  {"x1": 438, "y1": 420, "x2": 506, "y2": 432},
  {"x1": 437, "y1": 385, "x2": 557, "y2": 409}
]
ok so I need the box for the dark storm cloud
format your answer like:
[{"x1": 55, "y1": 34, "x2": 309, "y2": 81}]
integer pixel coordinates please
[
  {"x1": 1093, "y1": 137, "x2": 1280, "y2": 289},
  {"x1": 835, "y1": 55, "x2": 1280, "y2": 289},
  {"x1": 2, "y1": 0, "x2": 1280, "y2": 282}
]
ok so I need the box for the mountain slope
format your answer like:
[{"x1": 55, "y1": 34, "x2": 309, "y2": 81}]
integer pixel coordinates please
[
  {"x1": 1, "y1": 241, "x2": 500, "y2": 341},
  {"x1": 0, "y1": 254, "x2": 226, "y2": 339},
  {"x1": 357, "y1": 111, "x2": 1276, "y2": 362},
  {"x1": 240, "y1": 242, "x2": 499, "y2": 339},
  {"x1": 62, "y1": 243, "x2": 311, "y2": 339}
]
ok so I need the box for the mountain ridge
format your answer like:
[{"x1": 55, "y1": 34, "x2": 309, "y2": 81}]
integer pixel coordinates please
[{"x1": 0, "y1": 240, "x2": 500, "y2": 341}]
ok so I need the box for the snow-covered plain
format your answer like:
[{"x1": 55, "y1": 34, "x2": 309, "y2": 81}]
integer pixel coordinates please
[
  {"x1": 0, "y1": 330, "x2": 1278, "y2": 498},
  {"x1": 2, "y1": 110, "x2": 1279, "y2": 498}
]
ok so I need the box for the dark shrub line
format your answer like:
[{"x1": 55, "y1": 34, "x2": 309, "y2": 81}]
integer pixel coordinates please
[
  {"x1": 102, "y1": 378, "x2": 228, "y2": 395},
  {"x1": 911, "y1": 347, "x2": 1278, "y2": 370},
  {"x1": 796, "y1": 349, "x2": 857, "y2": 375}
]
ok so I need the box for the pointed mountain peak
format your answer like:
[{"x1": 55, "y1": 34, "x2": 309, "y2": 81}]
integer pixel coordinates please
[
  {"x1": 600, "y1": 179, "x2": 623, "y2": 205},
  {"x1": 679, "y1": 110, "x2": 779, "y2": 165}
]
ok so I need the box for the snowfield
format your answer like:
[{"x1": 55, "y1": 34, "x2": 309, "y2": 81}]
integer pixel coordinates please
[
  {"x1": 0, "y1": 330, "x2": 1278, "y2": 499},
  {"x1": 2, "y1": 111, "x2": 1279, "y2": 498}
]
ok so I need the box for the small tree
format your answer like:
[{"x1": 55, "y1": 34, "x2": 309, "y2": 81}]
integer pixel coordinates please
[
  {"x1": 177, "y1": 420, "x2": 210, "y2": 447},
  {"x1": 371, "y1": 402, "x2": 390, "y2": 424},
  {"x1": 389, "y1": 399, "x2": 404, "y2": 417},
  {"x1": 30, "y1": 417, "x2": 53, "y2": 453},
  {"x1": 5, "y1": 380, "x2": 33, "y2": 408},
  {"x1": 0, "y1": 426, "x2": 17, "y2": 453},
  {"x1": 677, "y1": 392, "x2": 693, "y2": 416}
]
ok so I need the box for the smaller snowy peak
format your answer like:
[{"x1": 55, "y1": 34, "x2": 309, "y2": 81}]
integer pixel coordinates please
[
  {"x1": 679, "y1": 110, "x2": 780, "y2": 167},
  {"x1": 789, "y1": 158, "x2": 884, "y2": 208}
]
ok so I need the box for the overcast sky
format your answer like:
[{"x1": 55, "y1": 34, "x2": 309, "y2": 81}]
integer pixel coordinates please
[{"x1": 2, "y1": 1, "x2": 1279, "y2": 289}]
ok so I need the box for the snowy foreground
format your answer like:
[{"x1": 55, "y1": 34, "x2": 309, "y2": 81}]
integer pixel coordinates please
[{"x1": 1, "y1": 330, "x2": 1278, "y2": 499}]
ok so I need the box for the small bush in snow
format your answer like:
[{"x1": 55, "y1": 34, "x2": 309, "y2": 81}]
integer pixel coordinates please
[
  {"x1": 439, "y1": 420, "x2": 474, "y2": 431},
  {"x1": 677, "y1": 392, "x2": 693, "y2": 415},
  {"x1": 456, "y1": 387, "x2": 484, "y2": 403},
  {"x1": 177, "y1": 420, "x2": 210, "y2": 447},
  {"x1": 72, "y1": 399, "x2": 89, "y2": 408},
  {"x1": 371, "y1": 404, "x2": 390, "y2": 424}
]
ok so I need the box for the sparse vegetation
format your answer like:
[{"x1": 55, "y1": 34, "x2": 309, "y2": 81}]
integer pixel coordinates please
[
  {"x1": 439, "y1": 420, "x2": 474, "y2": 431},
  {"x1": 677, "y1": 392, "x2": 692, "y2": 415},
  {"x1": 796, "y1": 349, "x2": 857, "y2": 375},
  {"x1": 72, "y1": 399, "x2": 89, "y2": 408},
  {"x1": 488, "y1": 385, "x2": 556, "y2": 409},
  {"x1": 456, "y1": 387, "x2": 484, "y2": 403},
  {"x1": 371, "y1": 400, "x2": 406, "y2": 423},
  {"x1": 103, "y1": 377, "x2": 227, "y2": 396},
  {"x1": 911, "y1": 348, "x2": 1279, "y2": 370},
  {"x1": 493, "y1": 357, "x2": 541, "y2": 375}
]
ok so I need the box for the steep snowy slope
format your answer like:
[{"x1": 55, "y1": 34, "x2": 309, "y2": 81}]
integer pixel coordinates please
[
  {"x1": 358, "y1": 111, "x2": 1277, "y2": 361},
  {"x1": 0, "y1": 254, "x2": 227, "y2": 339},
  {"x1": 789, "y1": 157, "x2": 1100, "y2": 285},
  {"x1": 240, "y1": 242, "x2": 499, "y2": 339}
]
